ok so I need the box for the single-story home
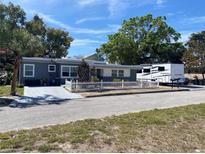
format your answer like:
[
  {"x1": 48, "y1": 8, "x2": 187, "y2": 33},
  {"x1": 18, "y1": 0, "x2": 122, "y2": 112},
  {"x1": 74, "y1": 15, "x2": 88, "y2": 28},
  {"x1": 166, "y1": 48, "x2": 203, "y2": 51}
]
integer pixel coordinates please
[{"x1": 18, "y1": 57, "x2": 142, "y2": 86}]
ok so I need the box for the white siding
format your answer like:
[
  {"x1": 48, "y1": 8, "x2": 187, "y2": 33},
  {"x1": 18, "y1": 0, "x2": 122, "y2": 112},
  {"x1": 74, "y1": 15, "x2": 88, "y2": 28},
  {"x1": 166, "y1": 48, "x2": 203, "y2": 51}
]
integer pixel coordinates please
[
  {"x1": 171, "y1": 64, "x2": 184, "y2": 79},
  {"x1": 136, "y1": 64, "x2": 185, "y2": 83},
  {"x1": 97, "y1": 67, "x2": 130, "y2": 77}
]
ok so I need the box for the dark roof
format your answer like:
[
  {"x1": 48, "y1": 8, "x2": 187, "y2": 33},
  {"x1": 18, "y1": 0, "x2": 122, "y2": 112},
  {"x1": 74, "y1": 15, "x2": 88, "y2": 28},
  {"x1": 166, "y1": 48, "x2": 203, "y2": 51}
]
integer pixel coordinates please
[{"x1": 22, "y1": 57, "x2": 142, "y2": 70}]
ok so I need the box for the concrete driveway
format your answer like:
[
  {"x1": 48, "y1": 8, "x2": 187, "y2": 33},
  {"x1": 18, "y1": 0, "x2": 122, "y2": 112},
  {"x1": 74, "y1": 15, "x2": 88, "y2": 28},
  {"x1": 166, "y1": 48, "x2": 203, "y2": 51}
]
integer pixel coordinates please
[
  {"x1": 0, "y1": 90, "x2": 205, "y2": 132},
  {"x1": 10, "y1": 86, "x2": 83, "y2": 107},
  {"x1": 24, "y1": 86, "x2": 82, "y2": 100}
]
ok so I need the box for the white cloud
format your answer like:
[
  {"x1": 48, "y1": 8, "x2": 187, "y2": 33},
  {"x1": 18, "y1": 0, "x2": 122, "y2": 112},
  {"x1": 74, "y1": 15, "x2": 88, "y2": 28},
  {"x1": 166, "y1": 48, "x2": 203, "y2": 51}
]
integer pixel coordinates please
[
  {"x1": 189, "y1": 16, "x2": 205, "y2": 24},
  {"x1": 29, "y1": 10, "x2": 118, "y2": 35},
  {"x1": 179, "y1": 31, "x2": 193, "y2": 43},
  {"x1": 108, "y1": 24, "x2": 121, "y2": 31},
  {"x1": 77, "y1": 0, "x2": 154, "y2": 18},
  {"x1": 181, "y1": 16, "x2": 205, "y2": 25},
  {"x1": 156, "y1": 0, "x2": 165, "y2": 5},
  {"x1": 156, "y1": 0, "x2": 166, "y2": 8},
  {"x1": 75, "y1": 17, "x2": 105, "y2": 24},
  {"x1": 77, "y1": 0, "x2": 103, "y2": 6},
  {"x1": 166, "y1": 12, "x2": 175, "y2": 17},
  {"x1": 29, "y1": 10, "x2": 72, "y2": 29},
  {"x1": 108, "y1": 0, "x2": 128, "y2": 17},
  {"x1": 71, "y1": 39, "x2": 104, "y2": 46}
]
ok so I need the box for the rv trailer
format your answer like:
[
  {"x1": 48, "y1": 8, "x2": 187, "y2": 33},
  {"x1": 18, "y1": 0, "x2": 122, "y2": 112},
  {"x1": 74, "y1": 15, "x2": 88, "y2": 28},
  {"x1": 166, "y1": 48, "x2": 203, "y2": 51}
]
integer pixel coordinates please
[{"x1": 136, "y1": 63, "x2": 185, "y2": 84}]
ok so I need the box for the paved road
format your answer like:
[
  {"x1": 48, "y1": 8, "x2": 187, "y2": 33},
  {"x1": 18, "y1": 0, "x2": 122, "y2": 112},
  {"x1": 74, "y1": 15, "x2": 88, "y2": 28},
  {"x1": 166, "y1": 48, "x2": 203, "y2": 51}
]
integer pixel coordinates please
[{"x1": 0, "y1": 90, "x2": 205, "y2": 132}]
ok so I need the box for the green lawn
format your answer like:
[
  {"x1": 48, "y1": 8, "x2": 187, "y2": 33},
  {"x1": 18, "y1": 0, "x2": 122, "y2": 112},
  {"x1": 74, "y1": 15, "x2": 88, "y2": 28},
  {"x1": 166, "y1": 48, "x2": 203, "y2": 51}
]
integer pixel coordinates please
[
  {"x1": 0, "y1": 104, "x2": 205, "y2": 152},
  {"x1": 0, "y1": 86, "x2": 24, "y2": 96}
]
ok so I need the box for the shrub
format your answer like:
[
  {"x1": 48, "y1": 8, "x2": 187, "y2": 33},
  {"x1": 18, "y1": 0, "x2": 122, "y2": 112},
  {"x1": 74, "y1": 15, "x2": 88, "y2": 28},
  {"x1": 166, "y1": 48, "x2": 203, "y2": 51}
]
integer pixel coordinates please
[
  {"x1": 78, "y1": 59, "x2": 90, "y2": 82},
  {"x1": 112, "y1": 78, "x2": 122, "y2": 82},
  {"x1": 91, "y1": 76, "x2": 100, "y2": 82}
]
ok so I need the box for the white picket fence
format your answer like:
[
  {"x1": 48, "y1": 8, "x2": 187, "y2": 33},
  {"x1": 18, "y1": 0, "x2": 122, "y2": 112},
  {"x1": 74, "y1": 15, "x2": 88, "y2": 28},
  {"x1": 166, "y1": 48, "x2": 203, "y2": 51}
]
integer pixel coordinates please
[{"x1": 65, "y1": 79, "x2": 159, "y2": 92}]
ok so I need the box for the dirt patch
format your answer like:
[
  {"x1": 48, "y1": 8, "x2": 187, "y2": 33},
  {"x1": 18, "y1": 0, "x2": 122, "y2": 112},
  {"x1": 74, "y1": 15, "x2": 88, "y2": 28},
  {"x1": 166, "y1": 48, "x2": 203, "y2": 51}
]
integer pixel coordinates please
[{"x1": 185, "y1": 73, "x2": 204, "y2": 80}]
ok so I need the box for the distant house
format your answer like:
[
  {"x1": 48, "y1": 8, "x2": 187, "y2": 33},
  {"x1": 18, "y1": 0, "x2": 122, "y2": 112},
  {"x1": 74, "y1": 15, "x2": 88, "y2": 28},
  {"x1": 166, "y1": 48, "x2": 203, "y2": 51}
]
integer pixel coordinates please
[
  {"x1": 84, "y1": 53, "x2": 105, "y2": 61},
  {"x1": 18, "y1": 57, "x2": 142, "y2": 86}
]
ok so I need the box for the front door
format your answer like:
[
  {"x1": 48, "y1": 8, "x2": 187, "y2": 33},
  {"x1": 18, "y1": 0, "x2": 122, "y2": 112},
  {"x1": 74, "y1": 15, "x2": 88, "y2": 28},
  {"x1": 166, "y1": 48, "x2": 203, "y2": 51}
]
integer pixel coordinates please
[{"x1": 96, "y1": 69, "x2": 102, "y2": 79}]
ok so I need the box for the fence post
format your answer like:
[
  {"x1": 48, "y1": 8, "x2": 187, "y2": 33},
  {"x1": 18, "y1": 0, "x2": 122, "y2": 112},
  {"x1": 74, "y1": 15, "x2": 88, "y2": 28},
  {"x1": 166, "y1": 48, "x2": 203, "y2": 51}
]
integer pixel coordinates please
[
  {"x1": 76, "y1": 80, "x2": 78, "y2": 92},
  {"x1": 100, "y1": 80, "x2": 103, "y2": 90},
  {"x1": 122, "y1": 79, "x2": 124, "y2": 88},
  {"x1": 70, "y1": 80, "x2": 72, "y2": 92},
  {"x1": 140, "y1": 79, "x2": 143, "y2": 88}
]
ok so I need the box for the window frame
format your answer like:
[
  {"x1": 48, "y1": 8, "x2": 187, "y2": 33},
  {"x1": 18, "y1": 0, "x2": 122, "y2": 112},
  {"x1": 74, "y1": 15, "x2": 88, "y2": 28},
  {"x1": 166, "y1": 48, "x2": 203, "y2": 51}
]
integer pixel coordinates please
[
  {"x1": 61, "y1": 65, "x2": 78, "y2": 78},
  {"x1": 23, "y1": 64, "x2": 35, "y2": 78},
  {"x1": 158, "y1": 66, "x2": 165, "y2": 72},
  {"x1": 70, "y1": 66, "x2": 78, "y2": 77},
  {"x1": 48, "y1": 64, "x2": 56, "y2": 72},
  {"x1": 112, "y1": 70, "x2": 118, "y2": 77},
  {"x1": 143, "y1": 68, "x2": 151, "y2": 73},
  {"x1": 118, "y1": 70, "x2": 124, "y2": 77}
]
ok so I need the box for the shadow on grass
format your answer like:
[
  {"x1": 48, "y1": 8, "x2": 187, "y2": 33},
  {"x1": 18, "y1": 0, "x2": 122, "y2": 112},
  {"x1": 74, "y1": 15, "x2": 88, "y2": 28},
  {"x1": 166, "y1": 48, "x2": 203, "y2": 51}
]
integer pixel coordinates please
[{"x1": 0, "y1": 95, "x2": 71, "y2": 109}]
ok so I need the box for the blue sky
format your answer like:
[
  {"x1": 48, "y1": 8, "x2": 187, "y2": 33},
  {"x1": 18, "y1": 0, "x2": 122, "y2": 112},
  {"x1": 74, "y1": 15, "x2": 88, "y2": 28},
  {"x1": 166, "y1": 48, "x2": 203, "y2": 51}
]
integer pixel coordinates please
[{"x1": 2, "y1": 0, "x2": 205, "y2": 57}]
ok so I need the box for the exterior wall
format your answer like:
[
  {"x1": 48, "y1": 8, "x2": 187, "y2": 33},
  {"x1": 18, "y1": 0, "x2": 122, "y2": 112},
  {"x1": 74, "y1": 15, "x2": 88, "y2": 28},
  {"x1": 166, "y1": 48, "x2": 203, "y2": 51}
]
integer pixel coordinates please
[
  {"x1": 95, "y1": 67, "x2": 130, "y2": 77},
  {"x1": 19, "y1": 61, "x2": 79, "y2": 85},
  {"x1": 170, "y1": 64, "x2": 184, "y2": 79},
  {"x1": 19, "y1": 62, "x2": 61, "y2": 85},
  {"x1": 130, "y1": 69, "x2": 138, "y2": 81},
  {"x1": 19, "y1": 58, "x2": 140, "y2": 85},
  {"x1": 152, "y1": 64, "x2": 172, "y2": 83},
  {"x1": 136, "y1": 64, "x2": 185, "y2": 83},
  {"x1": 92, "y1": 67, "x2": 133, "y2": 81}
]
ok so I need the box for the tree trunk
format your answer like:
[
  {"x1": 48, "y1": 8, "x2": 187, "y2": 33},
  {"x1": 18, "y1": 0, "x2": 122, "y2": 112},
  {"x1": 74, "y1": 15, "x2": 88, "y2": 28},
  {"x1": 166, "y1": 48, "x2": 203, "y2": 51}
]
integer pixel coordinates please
[{"x1": 10, "y1": 56, "x2": 21, "y2": 96}]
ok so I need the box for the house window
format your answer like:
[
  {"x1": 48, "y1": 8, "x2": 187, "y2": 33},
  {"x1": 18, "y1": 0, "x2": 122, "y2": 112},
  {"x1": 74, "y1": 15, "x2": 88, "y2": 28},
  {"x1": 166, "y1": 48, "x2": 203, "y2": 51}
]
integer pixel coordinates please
[
  {"x1": 118, "y1": 70, "x2": 124, "y2": 77},
  {"x1": 70, "y1": 67, "x2": 78, "y2": 77},
  {"x1": 143, "y1": 68, "x2": 150, "y2": 73},
  {"x1": 24, "y1": 64, "x2": 35, "y2": 77},
  {"x1": 61, "y1": 65, "x2": 78, "y2": 78},
  {"x1": 112, "y1": 70, "x2": 118, "y2": 77},
  {"x1": 137, "y1": 69, "x2": 142, "y2": 73},
  {"x1": 62, "y1": 66, "x2": 70, "y2": 77},
  {"x1": 48, "y1": 65, "x2": 56, "y2": 72},
  {"x1": 158, "y1": 66, "x2": 165, "y2": 71}
]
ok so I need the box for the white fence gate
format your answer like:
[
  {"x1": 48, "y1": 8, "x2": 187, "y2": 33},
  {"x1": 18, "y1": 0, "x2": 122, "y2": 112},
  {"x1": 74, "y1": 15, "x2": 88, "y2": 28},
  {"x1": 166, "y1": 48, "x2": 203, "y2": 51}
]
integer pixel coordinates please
[{"x1": 65, "y1": 80, "x2": 159, "y2": 92}]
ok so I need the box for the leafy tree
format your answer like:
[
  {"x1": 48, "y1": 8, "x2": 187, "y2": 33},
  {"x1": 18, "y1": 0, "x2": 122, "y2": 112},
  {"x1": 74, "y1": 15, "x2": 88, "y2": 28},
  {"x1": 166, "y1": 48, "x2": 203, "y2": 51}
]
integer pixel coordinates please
[
  {"x1": 97, "y1": 14, "x2": 184, "y2": 64},
  {"x1": 26, "y1": 16, "x2": 73, "y2": 58},
  {"x1": 45, "y1": 28, "x2": 73, "y2": 58},
  {"x1": 8, "y1": 29, "x2": 43, "y2": 95},
  {"x1": 78, "y1": 60, "x2": 90, "y2": 82},
  {"x1": 0, "y1": 2, "x2": 74, "y2": 95},
  {"x1": 26, "y1": 15, "x2": 47, "y2": 39},
  {"x1": 183, "y1": 31, "x2": 205, "y2": 83},
  {"x1": 0, "y1": 3, "x2": 43, "y2": 95},
  {"x1": 158, "y1": 42, "x2": 186, "y2": 63}
]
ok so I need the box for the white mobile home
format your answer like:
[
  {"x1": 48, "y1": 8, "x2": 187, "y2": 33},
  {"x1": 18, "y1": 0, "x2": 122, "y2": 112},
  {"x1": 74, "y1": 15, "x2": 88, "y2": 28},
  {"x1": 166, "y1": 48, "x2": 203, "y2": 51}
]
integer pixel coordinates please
[{"x1": 136, "y1": 64, "x2": 185, "y2": 83}]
